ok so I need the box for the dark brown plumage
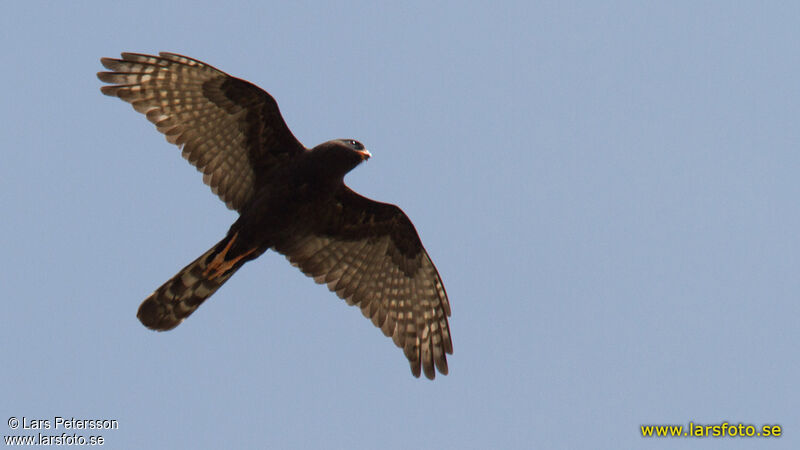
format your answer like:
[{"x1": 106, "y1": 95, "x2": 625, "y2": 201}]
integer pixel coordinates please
[{"x1": 98, "y1": 52, "x2": 452, "y2": 379}]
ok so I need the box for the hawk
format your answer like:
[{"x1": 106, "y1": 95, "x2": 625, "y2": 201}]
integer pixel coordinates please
[{"x1": 98, "y1": 52, "x2": 452, "y2": 379}]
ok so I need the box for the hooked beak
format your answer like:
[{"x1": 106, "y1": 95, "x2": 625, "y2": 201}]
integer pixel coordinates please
[{"x1": 358, "y1": 149, "x2": 372, "y2": 161}]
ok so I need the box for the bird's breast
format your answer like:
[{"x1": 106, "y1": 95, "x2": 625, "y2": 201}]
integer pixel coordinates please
[{"x1": 232, "y1": 180, "x2": 335, "y2": 247}]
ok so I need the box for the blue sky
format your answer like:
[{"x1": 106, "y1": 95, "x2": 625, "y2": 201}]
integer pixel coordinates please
[{"x1": 2, "y1": 1, "x2": 799, "y2": 448}]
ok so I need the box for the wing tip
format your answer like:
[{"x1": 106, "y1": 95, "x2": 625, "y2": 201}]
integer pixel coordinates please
[
  {"x1": 99, "y1": 57, "x2": 120, "y2": 70},
  {"x1": 96, "y1": 71, "x2": 118, "y2": 84},
  {"x1": 98, "y1": 84, "x2": 120, "y2": 97}
]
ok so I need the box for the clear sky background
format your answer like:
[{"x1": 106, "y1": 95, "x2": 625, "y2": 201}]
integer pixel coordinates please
[{"x1": 2, "y1": 1, "x2": 798, "y2": 449}]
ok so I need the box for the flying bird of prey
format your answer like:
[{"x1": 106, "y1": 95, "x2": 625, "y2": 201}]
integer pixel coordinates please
[{"x1": 97, "y1": 52, "x2": 451, "y2": 379}]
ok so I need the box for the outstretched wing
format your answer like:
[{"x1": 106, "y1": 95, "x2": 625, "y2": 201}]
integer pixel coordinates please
[
  {"x1": 98, "y1": 52, "x2": 306, "y2": 211},
  {"x1": 274, "y1": 187, "x2": 452, "y2": 379}
]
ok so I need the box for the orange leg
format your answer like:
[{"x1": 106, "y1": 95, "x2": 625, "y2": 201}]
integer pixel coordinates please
[{"x1": 203, "y1": 232, "x2": 257, "y2": 279}]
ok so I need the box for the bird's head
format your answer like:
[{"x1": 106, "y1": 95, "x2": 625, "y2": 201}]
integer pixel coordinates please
[
  {"x1": 335, "y1": 139, "x2": 371, "y2": 161},
  {"x1": 310, "y1": 139, "x2": 371, "y2": 179}
]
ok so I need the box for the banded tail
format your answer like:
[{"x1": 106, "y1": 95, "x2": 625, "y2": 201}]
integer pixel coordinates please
[{"x1": 137, "y1": 232, "x2": 259, "y2": 330}]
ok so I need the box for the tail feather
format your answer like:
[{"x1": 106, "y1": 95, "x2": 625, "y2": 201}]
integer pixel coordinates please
[{"x1": 137, "y1": 233, "x2": 257, "y2": 330}]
